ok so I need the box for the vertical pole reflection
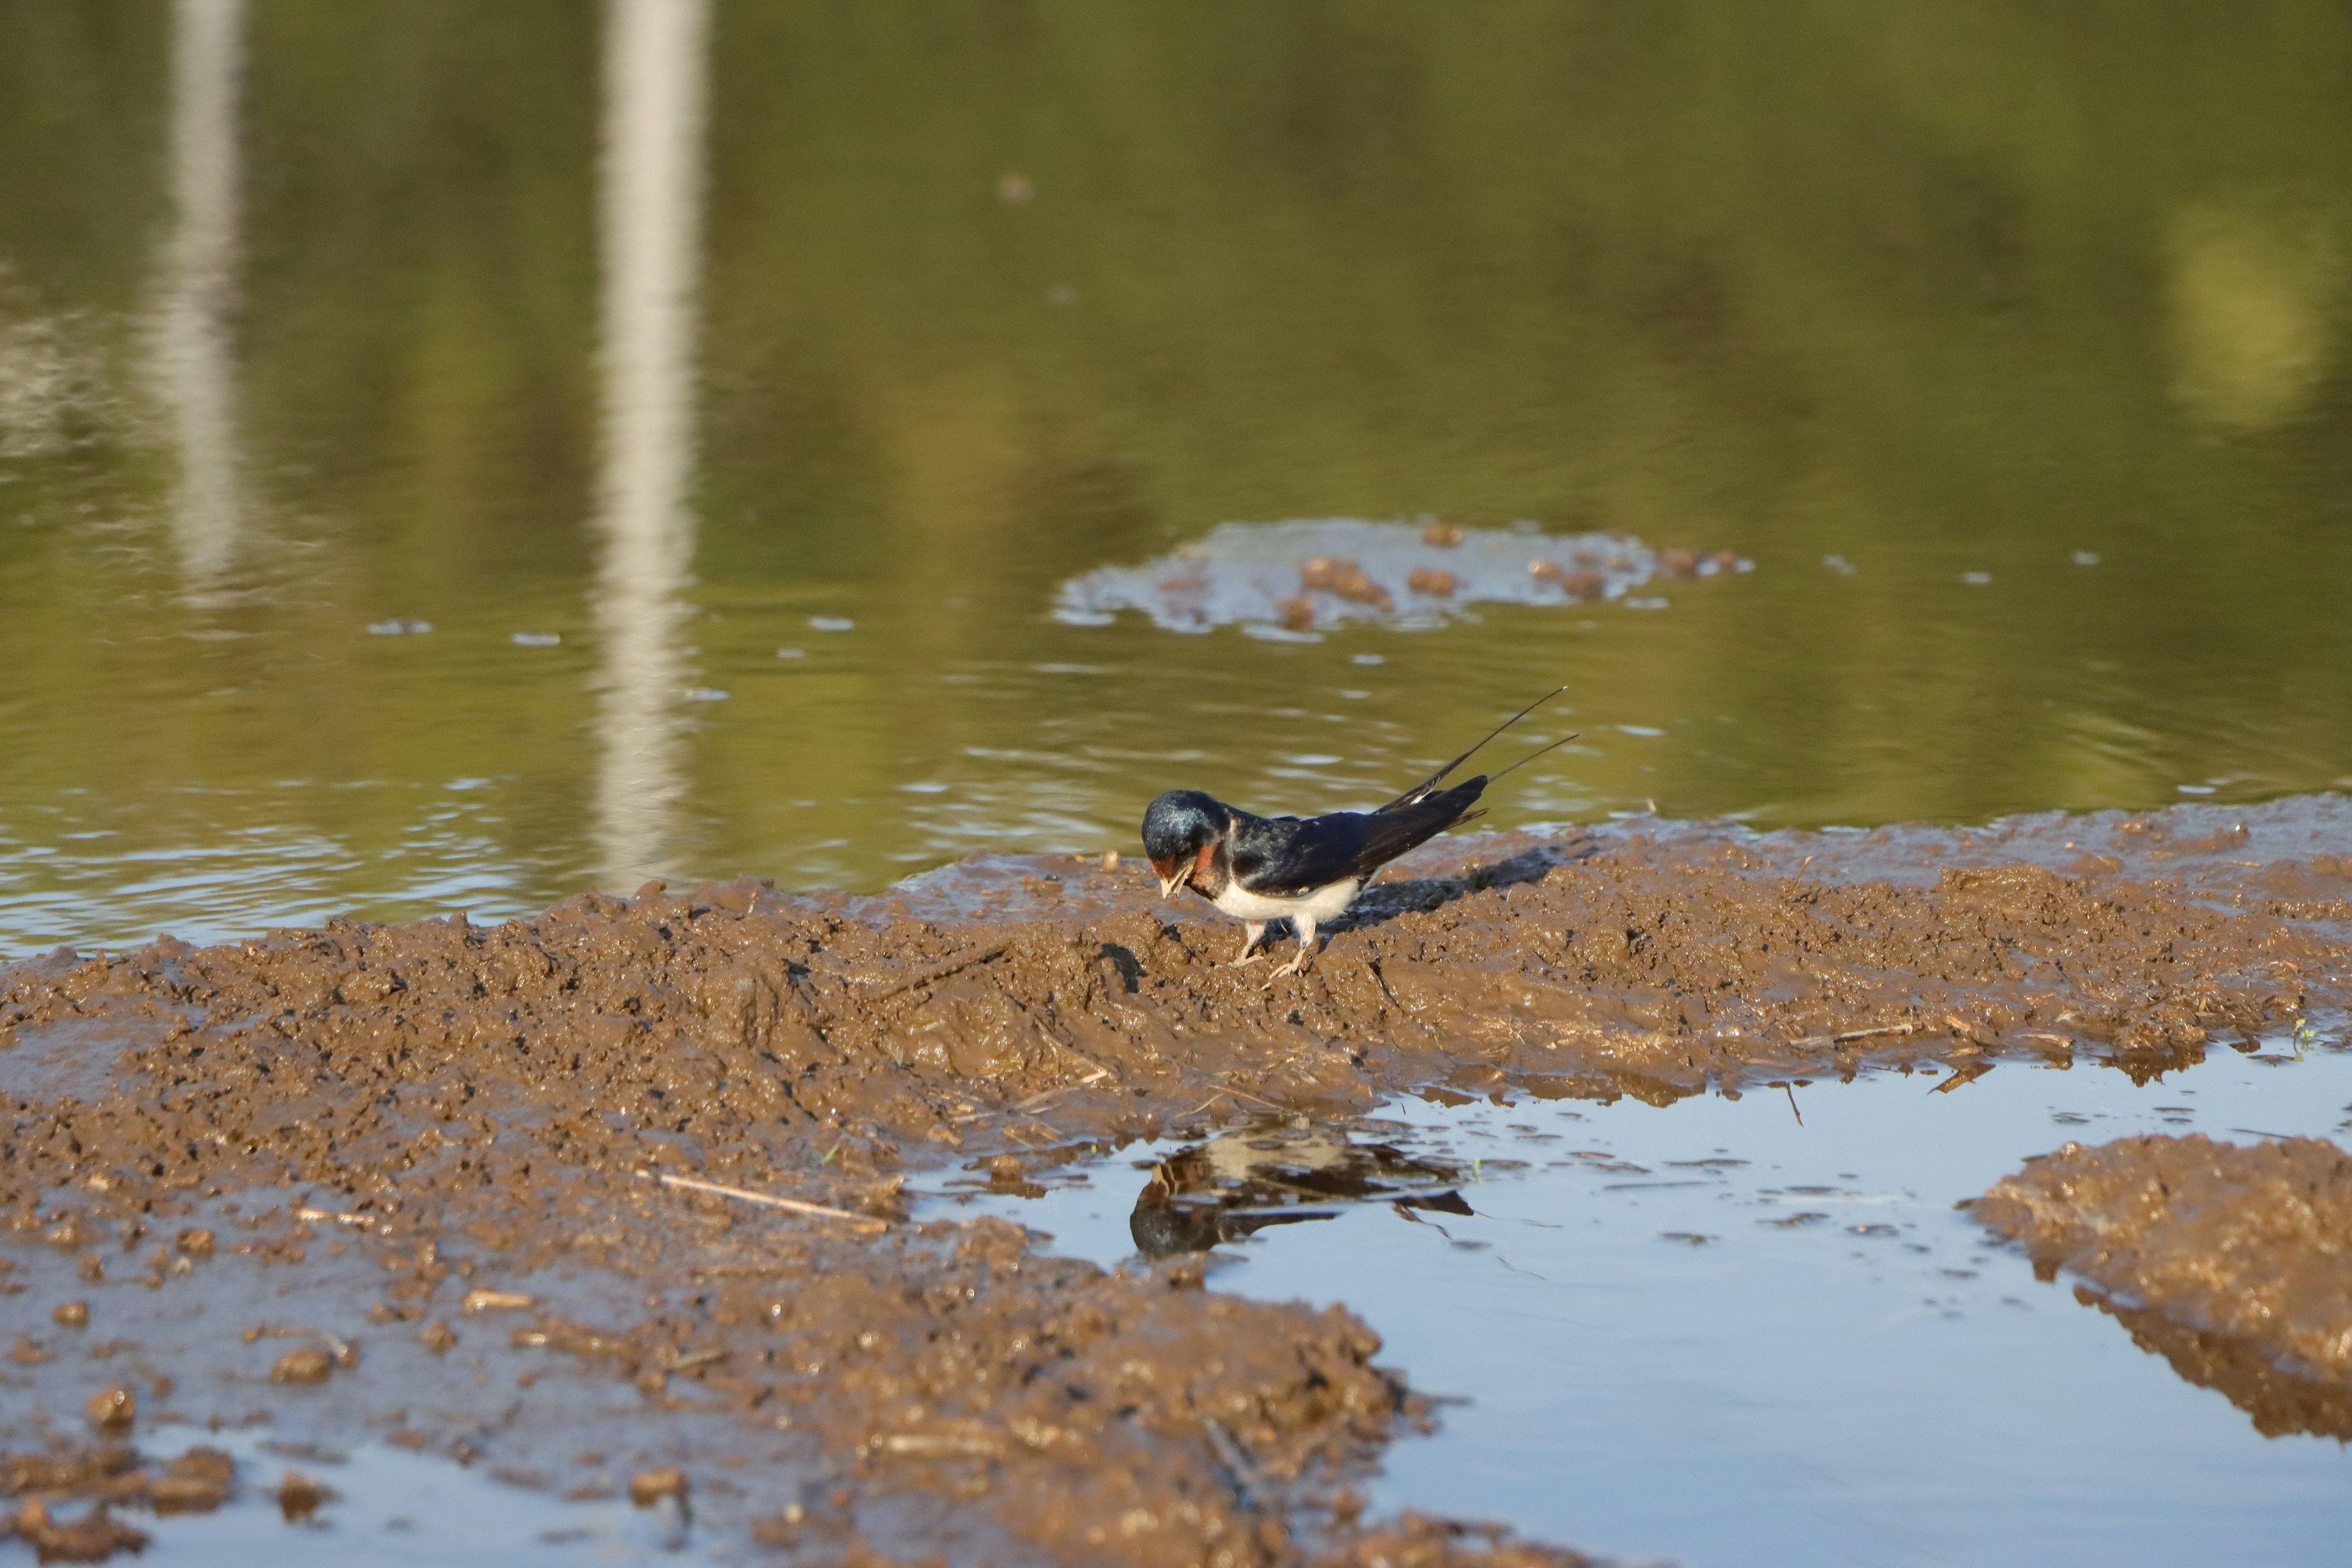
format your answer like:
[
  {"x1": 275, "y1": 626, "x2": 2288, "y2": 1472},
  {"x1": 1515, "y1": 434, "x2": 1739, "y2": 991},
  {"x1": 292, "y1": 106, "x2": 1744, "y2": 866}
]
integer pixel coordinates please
[
  {"x1": 591, "y1": 0, "x2": 711, "y2": 886},
  {"x1": 160, "y1": 0, "x2": 243, "y2": 582}
]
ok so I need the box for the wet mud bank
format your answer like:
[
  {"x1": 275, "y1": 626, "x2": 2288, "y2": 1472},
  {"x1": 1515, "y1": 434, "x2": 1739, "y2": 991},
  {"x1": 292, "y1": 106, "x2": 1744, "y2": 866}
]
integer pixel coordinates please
[
  {"x1": 1, "y1": 797, "x2": 2348, "y2": 1562},
  {"x1": 1977, "y1": 1133, "x2": 2352, "y2": 1439}
]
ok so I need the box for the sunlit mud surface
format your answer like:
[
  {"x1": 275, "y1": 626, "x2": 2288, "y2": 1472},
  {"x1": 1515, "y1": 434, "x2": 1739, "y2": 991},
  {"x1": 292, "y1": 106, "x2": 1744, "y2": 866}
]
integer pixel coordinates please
[{"x1": 2, "y1": 797, "x2": 2348, "y2": 1564}]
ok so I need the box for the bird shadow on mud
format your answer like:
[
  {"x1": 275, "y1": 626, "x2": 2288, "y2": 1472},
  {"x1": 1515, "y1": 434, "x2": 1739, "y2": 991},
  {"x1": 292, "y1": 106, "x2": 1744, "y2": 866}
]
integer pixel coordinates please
[{"x1": 1329, "y1": 837, "x2": 1600, "y2": 936}]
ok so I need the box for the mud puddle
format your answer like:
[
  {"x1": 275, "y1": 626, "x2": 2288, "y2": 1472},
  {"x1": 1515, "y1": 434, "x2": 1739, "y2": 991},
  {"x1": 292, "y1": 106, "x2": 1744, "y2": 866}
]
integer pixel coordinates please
[
  {"x1": 930, "y1": 1041, "x2": 2352, "y2": 1568},
  {"x1": 17, "y1": 1427, "x2": 692, "y2": 1566},
  {"x1": 4, "y1": 797, "x2": 2348, "y2": 1564}
]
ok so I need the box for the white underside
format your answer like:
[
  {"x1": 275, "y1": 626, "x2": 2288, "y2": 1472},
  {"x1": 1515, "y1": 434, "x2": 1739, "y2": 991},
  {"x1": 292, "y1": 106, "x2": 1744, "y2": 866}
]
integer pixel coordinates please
[{"x1": 1210, "y1": 876, "x2": 1362, "y2": 925}]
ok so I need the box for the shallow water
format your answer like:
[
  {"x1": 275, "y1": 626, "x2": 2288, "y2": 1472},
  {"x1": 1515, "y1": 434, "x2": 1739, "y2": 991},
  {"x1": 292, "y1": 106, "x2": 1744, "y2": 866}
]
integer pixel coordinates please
[
  {"x1": 929, "y1": 1044, "x2": 2352, "y2": 1567},
  {"x1": 6, "y1": 7, "x2": 2352, "y2": 954},
  {"x1": 83, "y1": 1430, "x2": 695, "y2": 1567}
]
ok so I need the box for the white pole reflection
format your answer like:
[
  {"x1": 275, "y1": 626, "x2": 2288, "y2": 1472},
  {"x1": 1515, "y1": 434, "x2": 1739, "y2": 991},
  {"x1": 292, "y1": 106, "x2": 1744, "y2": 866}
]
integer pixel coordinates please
[
  {"x1": 590, "y1": 0, "x2": 711, "y2": 886},
  {"x1": 160, "y1": 0, "x2": 243, "y2": 582}
]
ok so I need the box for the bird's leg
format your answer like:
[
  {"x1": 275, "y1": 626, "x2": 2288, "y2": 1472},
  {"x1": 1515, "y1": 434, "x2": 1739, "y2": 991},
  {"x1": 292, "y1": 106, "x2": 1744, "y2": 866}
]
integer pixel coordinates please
[
  {"x1": 1232, "y1": 922, "x2": 1269, "y2": 965},
  {"x1": 1268, "y1": 915, "x2": 1320, "y2": 979}
]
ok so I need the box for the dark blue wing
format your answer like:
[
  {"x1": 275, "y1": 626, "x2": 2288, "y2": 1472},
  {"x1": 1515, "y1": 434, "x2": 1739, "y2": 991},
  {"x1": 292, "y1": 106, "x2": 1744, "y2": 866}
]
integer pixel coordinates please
[{"x1": 1229, "y1": 779, "x2": 1485, "y2": 895}]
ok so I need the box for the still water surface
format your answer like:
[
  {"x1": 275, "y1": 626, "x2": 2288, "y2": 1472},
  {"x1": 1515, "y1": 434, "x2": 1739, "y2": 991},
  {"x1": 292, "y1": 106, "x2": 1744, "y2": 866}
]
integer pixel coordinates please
[
  {"x1": 937, "y1": 1046, "x2": 2352, "y2": 1568},
  {"x1": 4, "y1": 6, "x2": 2351, "y2": 951}
]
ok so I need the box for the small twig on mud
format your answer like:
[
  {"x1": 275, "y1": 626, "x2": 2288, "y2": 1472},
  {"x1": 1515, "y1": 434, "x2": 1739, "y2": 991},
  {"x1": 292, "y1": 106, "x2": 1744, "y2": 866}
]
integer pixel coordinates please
[
  {"x1": 1781, "y1": 1084, "x2": 1803, "y2": 1126},
  {"x1": 644, "y1": 1170, "x2": 888, "y2": 1232},
  {"x1": 862, "y1": 942, "x2": 1012, "y2": 1004},
  {"x1": 1795, "y1": 1022, "x2": 1920, "y2": 1049},
  {"x1": 460, "y1": 1288, "x2": 537, "y2": 1314},
  {"x1": 1200, "y1": 1084, "x2": 1289, "y2": 1114},
  {"x1": 1044, "y1": 1040, "x2": 1117, "y2": 1086}
]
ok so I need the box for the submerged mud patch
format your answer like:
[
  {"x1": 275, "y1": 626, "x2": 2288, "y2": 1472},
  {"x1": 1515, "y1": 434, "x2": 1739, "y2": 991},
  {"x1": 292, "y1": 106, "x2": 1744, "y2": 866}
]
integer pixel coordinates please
[
  {"x1": 1, "y1": 801, "x2": 2348, "y2": 1559},
  {"x1": 1975, "y1": 1133, "x2": 2352, "y2": 1438}
]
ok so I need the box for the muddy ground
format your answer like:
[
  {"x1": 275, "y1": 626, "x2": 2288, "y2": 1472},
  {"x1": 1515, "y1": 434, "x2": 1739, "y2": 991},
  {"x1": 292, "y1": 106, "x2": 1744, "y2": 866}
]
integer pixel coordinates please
[
  {"x1": 1975, "y1": 1131, "x2": 2352, "y2": 1441},
  {"x1": 2, "y1": 797, "x2": 2348, "y2": 1562}
]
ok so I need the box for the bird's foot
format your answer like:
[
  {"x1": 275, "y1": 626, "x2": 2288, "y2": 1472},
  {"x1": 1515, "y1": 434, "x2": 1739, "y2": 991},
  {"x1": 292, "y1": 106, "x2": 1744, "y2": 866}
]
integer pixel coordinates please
[
  {"x1": 1264, "y1": 919, "x2": 1322, "y2": 982},
  {"x1": 1264, "y1": 949, "x2": 1314, "y2": 981},
  {"x1": 1231, "y1": 922, "x2": 1269, "y2": 967}
]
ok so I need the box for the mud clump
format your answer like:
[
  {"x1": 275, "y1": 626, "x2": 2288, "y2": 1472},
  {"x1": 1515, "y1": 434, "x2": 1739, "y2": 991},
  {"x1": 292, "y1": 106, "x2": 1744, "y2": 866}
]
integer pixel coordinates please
[
  {"x1": 273, "y1": 1468, "x2": 331, "y2": 1523},
  {"x1": 6, "y1": 1499, "x2": 149, "y2": 1563},
  {"x1": 1977, "y1": 1134, "x2": 2352, "y2": 1436},
  {"x1": 0, "y1": 804, "x2": 2346, "y2": 1562},
  {"x1": 1, "y1": 1444, "x2": 233, "y2": 1560},
  {"x1": 268, "y1": 1347, "x2": 334, "y2": 1385},
  {"x1": 80, "y1": 1388, "x2": 132, "y2": 1434},
  {"x1": 148, "y1": 1449, "x2": 233, "y2": 1513},
  {"x1": 1316, "y1": 1512, "x2": 1598, "y2": 1567}
]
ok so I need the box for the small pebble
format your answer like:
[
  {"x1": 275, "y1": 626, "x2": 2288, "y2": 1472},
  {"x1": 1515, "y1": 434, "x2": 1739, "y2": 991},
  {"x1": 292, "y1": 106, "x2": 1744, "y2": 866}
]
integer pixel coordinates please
[
  {"x1": 177, "y1": 1228, "x2": 214, "y2": 1259},
  {"x1": 630, "y1": 1468, "x2": 688, "y2": 1508},
  {"x1": 86, "y1": 1385, "x2": 135, "y2": 1431},
  {"x1": 1406, "y1": 567, "x2": 1456, "y2": 597},
  {"x1": 1100, "y1": 851, "x2": 1120, "y2": 871},
  {"x1": 276, "y1": 1469, "x2": 332, "y2": 1523},
  {"x1": 270, "y1": 1346, "x2": 334, "y2": 1385},
  {"x1": 52, "y1": 1302, "x2": 88, "y2": 1328},
  {"x1": 420, "y1": 1321, "x2": 458, "y2": 1354},
  {"x1": 1420, "y1": 521, "x2": 1463, "y2": 547}
]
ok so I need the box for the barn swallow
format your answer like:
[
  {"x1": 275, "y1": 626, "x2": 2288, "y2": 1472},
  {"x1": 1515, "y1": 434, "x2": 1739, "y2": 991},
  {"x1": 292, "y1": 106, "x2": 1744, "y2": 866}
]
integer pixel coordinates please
[{"x1": 1142, "y1": 688, "x2": 1575, "y2": 976}]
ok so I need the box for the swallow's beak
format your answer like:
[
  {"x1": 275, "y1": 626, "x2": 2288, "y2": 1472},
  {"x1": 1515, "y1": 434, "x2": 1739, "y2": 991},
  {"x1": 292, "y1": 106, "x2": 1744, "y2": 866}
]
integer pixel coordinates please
[{"x1": 1152, "y1": 858, "x2": 1186, "y2": 899}]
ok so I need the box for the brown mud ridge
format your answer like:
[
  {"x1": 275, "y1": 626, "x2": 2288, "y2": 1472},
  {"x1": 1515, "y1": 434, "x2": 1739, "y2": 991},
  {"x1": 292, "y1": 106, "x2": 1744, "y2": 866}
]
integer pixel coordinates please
[
  {"x1": 1976, "y1": 1133, "x2": 2352, "y2": 1441},
  {"x1": 1, "y1": 797, "x2": 2347, "y2": 1562}
]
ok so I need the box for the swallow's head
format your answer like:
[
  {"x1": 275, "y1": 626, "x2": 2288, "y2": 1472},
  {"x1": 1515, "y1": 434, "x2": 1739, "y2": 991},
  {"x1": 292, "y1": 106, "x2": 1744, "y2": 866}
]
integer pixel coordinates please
[{"x1": 1142, "y1": 790, "x2": 1226, "y2": 898}]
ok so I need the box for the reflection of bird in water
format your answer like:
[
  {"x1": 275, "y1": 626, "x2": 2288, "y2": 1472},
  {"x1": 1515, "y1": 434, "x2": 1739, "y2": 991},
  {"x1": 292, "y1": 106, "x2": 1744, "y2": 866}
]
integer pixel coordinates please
[
  {"x1": 1142, "y1": 689, "x2": 1577, "y2": 975},
  {"x1": 1126, "y1": 1120, "x2": 1472, "y2": 1260},
  {"x1": 1129, "y1": 1185, "x2": 1331, "y2": 1258}
]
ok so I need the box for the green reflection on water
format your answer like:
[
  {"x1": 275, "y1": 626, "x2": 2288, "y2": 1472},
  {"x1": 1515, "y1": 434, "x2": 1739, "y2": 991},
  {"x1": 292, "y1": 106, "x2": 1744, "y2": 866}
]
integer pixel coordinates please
[{"x1": 1, "y1": 2, "x2": 2349, "y2": 953}]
